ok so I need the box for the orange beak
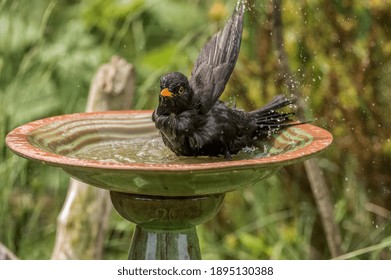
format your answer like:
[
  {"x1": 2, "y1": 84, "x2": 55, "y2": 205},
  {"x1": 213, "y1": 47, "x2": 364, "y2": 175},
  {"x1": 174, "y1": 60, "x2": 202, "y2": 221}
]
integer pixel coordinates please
[{"x1": 160, "y1": 88, "x2": 173, "y2": 97}]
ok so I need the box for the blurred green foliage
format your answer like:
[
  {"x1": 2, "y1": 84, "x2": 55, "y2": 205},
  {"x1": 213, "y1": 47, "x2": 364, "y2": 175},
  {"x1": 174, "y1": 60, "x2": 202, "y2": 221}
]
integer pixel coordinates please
[{"x1": 1, "y1": 0, "x2": 391, "y2": 259}]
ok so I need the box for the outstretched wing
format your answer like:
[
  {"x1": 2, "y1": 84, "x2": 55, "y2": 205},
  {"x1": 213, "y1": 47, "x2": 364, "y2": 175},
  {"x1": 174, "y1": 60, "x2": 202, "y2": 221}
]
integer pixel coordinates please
[{"x1": 189, "y1": 1, "x2": 244, "y2": 114}]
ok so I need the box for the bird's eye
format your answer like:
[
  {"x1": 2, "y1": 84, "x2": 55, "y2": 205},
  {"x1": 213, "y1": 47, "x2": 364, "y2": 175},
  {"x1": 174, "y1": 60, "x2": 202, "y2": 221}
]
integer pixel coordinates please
[{"x1": 178, "y1": 86, "x2": 185, "y2": 95}]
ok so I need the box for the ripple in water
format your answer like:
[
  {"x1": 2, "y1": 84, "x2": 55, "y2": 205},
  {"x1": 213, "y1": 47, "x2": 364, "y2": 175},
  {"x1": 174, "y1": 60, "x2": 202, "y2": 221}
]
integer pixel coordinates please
[{"x1": 68, "y1": 135, "x2": 272, "y2": 164}]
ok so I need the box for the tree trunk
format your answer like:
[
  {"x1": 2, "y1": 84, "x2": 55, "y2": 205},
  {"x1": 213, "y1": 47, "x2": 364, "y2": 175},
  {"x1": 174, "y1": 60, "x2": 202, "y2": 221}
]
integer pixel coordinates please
[
  {"x1": 272, "y1": 0, "x2": 343, "y2": 258},
  {"x1": 51, "y1": 56, "x2": 135, "y2": 259}
]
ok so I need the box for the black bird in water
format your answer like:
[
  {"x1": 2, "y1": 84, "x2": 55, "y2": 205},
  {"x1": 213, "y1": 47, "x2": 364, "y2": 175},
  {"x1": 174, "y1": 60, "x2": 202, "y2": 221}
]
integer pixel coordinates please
[{"x1": 152, "y1": 2, "x2": 298, "y2": 159}]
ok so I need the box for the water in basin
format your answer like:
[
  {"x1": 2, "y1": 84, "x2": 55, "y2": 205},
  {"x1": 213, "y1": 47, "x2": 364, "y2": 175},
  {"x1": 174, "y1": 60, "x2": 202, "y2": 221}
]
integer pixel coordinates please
[{"x1": 27, "y1": 113, "x2": 312, "y2": 165}]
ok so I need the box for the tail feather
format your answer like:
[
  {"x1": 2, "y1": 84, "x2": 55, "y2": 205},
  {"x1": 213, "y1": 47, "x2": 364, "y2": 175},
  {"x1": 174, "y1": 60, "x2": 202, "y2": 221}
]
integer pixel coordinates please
[
  {"x1": 255, "y1": 112, "x2": 295, "y2": 124},
  {"x1": 251, "y1": 95, "x2": 295, "y2": 116},
  {"x1": 252, "y1": 95, "x2": 300, "y2": 136}
]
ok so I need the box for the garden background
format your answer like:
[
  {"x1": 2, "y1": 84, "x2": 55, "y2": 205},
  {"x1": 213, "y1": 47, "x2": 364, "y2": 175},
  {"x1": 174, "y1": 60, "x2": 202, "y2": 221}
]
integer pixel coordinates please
[{"x1": 1, "y1": 0, "x2": 390, "y2": 259}]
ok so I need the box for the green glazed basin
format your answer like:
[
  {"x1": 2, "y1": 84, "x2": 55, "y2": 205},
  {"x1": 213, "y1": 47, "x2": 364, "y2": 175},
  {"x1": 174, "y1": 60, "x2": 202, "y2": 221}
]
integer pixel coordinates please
[{"x1": 6, "y1": 110, "x2": 333, "y2": 197}]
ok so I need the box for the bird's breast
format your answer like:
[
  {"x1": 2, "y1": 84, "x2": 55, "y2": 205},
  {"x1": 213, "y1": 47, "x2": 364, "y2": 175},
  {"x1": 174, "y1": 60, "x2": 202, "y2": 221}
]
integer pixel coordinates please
[{"x1": 157, "y1": 114, "x2": 177, "y2": 137}]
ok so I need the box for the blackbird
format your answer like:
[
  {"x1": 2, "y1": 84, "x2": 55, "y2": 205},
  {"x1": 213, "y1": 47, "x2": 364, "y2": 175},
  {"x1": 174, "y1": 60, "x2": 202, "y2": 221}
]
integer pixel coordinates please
[{"x1": 152, "y1": 1, "x2": 298, "y2": 159}]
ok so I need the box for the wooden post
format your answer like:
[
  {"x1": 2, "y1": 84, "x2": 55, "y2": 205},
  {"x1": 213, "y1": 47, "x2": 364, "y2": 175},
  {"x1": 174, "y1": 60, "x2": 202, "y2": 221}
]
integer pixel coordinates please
[
  {"x1": 0, "y1": 242, "x2": 18, "y2": 260},
  {"x1": 51, "y1": 56, "x2": 135, "y2": 259}
]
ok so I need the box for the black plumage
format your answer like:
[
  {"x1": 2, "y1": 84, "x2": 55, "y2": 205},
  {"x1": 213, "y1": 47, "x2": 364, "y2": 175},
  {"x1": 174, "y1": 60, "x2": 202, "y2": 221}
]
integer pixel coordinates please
[{"x1": 152, "y1": 2, "x2": 299, "y2": 159}]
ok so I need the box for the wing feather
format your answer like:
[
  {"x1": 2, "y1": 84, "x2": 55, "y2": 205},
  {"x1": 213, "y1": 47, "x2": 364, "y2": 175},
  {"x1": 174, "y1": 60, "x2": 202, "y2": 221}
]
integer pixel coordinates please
[{"x1": 189, "y1": 1, "x2": 245, "y2": 114}]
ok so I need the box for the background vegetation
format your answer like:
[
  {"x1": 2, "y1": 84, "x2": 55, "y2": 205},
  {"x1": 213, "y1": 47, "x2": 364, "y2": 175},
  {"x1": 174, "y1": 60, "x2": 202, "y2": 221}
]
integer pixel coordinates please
[{"x1": 1, "y1": 0, "x2": 390, "y2": 259}]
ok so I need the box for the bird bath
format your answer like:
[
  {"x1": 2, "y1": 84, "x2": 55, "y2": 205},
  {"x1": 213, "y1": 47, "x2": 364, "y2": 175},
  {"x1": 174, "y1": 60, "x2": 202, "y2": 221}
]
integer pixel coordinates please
[{"x1": 6, "y1": 110, "x2": 332, "y2": 259}]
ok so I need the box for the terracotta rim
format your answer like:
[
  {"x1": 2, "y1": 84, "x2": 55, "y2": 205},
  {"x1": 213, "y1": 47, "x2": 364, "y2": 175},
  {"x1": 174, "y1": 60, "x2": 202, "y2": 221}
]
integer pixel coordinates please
[{"x1": 6, "y1": 110, "x2": 333, "y2": 172}]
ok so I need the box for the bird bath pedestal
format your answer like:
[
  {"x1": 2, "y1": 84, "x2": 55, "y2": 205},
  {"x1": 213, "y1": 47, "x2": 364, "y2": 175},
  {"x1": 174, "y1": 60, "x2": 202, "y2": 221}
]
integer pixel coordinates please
[{"x1": 6, "y1": 111, "x2": 332, "y2": 260}]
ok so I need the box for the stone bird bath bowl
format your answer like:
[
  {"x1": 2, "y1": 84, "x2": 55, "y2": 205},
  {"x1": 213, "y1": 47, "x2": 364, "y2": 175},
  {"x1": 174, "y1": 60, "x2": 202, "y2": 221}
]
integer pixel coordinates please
[{"x1": 6, "y1": 110, "x2": 332, "y2": 260}]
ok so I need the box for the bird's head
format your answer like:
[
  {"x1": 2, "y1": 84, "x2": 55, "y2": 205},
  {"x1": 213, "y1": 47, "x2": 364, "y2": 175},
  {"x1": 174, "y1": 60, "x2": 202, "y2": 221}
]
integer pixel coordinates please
[{"x1": 158, "y1": 72, "x2": 194, "y2": 115}]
